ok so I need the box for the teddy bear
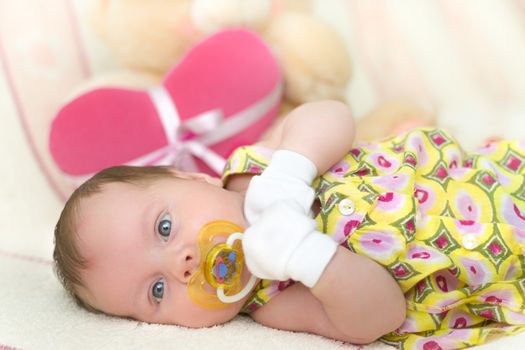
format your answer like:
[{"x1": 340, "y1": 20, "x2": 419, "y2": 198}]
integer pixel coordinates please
[
  {"x1": 353, "y1": 100, "x2": 436, "y2": 144},
  {"x1": 86, "y1": 0, "x2": 434, "y2": 139},
  {"x1": 87, "y1": 0, "x2": 352, "y2": 110}
]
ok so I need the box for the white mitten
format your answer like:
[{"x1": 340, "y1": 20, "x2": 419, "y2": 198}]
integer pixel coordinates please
[
  {"x1": 244, "y1": 149, "x2": 317, "y2": 224},
  {"x1": 243, "y1": 200, "x2": 338, "y2": 288}
]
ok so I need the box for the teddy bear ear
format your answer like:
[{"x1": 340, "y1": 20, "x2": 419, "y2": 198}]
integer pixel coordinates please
[{"x1": 49, "y1": 88, "x2": 166, "y2": 176}]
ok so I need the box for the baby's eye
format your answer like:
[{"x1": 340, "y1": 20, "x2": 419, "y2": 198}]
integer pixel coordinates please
[
  {"x1": 152, "y1": 279, "x2": 164, "y2": 303},
  {"x1": 157, "y1": 213, "x2": 172, "y2": 240}
]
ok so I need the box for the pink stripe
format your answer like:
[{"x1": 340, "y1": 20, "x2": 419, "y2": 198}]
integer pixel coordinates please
[
  {"x1": 0, "y1": 44, "x2": 66, "y2": 200},
  {"x1": 346, "y1": 1, "x2": 434, "y2": 105},
  {"x1": 0, "y1": 0, "x2": 91, "y2": 201},
  {"x1": 0, "y1": 345, "x2": 22, "y2": 350},
  {"x1": 0, "y1": 250, "x2": 52, "y2": 265},
  {"x1": 439, "y1": 0, "x2": 510, "y2": 103}
]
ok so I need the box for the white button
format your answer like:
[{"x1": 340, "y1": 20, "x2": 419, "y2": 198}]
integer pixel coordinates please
[
  {"x1": 338, "y1": 198, "x2": 355, "y2": 216},
  {"x1": 462, "y1": 234, "x2": 477, "y2": 250}
]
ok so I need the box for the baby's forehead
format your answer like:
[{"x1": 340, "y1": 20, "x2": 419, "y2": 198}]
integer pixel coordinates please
[
  {"x1": 76, "y1": 183, "x2": 144, "y2": 248},
  {"x1": 75, "y1": 176, "x2": 180, "y2": 250}
]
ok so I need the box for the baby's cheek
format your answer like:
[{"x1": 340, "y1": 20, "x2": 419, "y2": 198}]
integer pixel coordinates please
[{"x1": 162, "y1": 292, "x2": 241, "y2": 328}]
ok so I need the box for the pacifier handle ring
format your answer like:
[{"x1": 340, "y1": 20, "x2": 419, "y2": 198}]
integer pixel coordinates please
[
  {"x1": 217, "y1": 275, "x2": 258, "y2": 304},
  {"x1": 215, "y1": 231, "x2": 257, "y2": 304},
  {"x1": 226, "y1": 232, "x2": 243, "y2": 247}
]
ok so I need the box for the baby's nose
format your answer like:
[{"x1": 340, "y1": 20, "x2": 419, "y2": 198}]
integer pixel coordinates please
[{"x1": 175, "y1": 247, "x2": 199, "y2": 284}]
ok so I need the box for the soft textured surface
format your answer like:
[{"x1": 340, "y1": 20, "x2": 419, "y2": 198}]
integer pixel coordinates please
[{"x1": 1, "y1": 1, "x2": 525, "y2": 349}]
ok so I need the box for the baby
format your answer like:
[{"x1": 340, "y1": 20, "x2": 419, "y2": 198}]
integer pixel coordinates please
[{"x1": 54, "y1": 101, "x2": 525, "y2": 349}]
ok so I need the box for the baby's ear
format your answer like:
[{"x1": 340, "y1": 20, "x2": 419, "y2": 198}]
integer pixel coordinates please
[{"x1": 168, "y1": 169, "x2": 223, "y2": 187}]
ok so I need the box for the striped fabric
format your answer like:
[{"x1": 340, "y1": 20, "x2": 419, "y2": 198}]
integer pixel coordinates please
[
  {"x1": 343, "y1": 1, "x2": 525, "y2": 110},
  {"x1": 317, "y1": 0, "x2": 525, "y2": 148}
]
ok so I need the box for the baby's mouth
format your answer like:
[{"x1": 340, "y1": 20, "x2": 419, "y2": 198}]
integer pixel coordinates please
[{"x1": 187, "y1": 220, "x2": 256, "y2": 309}]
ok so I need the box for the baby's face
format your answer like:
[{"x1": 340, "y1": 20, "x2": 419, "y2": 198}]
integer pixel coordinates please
[{"x1": 75, "y1": 174, "x2": 250, "y2": 327}]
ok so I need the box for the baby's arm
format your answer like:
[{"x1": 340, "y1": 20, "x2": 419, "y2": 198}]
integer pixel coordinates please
[
  {"x1": 242, "y1": 101, "x2": 355, "y2": 223},
  {"x1": 227, "y1": 100, "x2": 354, "y2": 193},
  {"x1": 258, "y1": 100, "x2": 355, "y2": 175},
  {"x1": 240, "y1": 101, "x2": 405, "y2": 342},
  {"x1": 244, "y1": 203, "x2": 406, "y2": 344},
  {"x1": 313, "y1": 247, "x2": 406, "y2": 342},
  {"x1": 252, "y1": 249, "x2": 405, "y2": 344}
]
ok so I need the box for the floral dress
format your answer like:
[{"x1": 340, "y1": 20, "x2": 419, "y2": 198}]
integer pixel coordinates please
[{"x1": 221, "y1": 128, "x2": 525, "y2": 350}]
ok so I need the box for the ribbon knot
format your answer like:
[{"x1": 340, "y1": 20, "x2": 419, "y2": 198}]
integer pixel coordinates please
[
  {"x1": 129, "y1": 81, "x2": 282, "y2": 175},
  {"x1": 145, "y1": 86, "x2": 227, "y2": 174}
]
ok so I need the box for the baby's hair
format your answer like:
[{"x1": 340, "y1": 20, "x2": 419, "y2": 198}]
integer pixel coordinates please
[{"x1": 53, "y1": 165, "x2": 177, "y2": 313}]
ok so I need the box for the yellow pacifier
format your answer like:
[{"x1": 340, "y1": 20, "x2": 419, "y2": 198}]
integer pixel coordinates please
[{"x1": 187, "y1": 221, "x2": 258, "y2": 310}]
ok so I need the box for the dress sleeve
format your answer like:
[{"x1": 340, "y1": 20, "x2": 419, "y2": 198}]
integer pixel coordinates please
[{"x1": 221, "y1": 145, "x2": 275, "y2": 183}]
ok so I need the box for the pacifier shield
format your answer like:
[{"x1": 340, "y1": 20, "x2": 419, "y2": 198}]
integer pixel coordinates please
[
  {"x1": 206, "y1": 243, "x2": 242, "y2": 288},
  {"x1": 187, "y1": 220, "x2": 247, "y2": 309}
]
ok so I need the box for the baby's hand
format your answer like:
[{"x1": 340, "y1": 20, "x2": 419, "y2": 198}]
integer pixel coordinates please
[
  {"x1": 243, "y1": 200, "x2": 337, "y2": 288},
  {"x1": 244, "y1": 150, "x2": 317, "y2": 224}
]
